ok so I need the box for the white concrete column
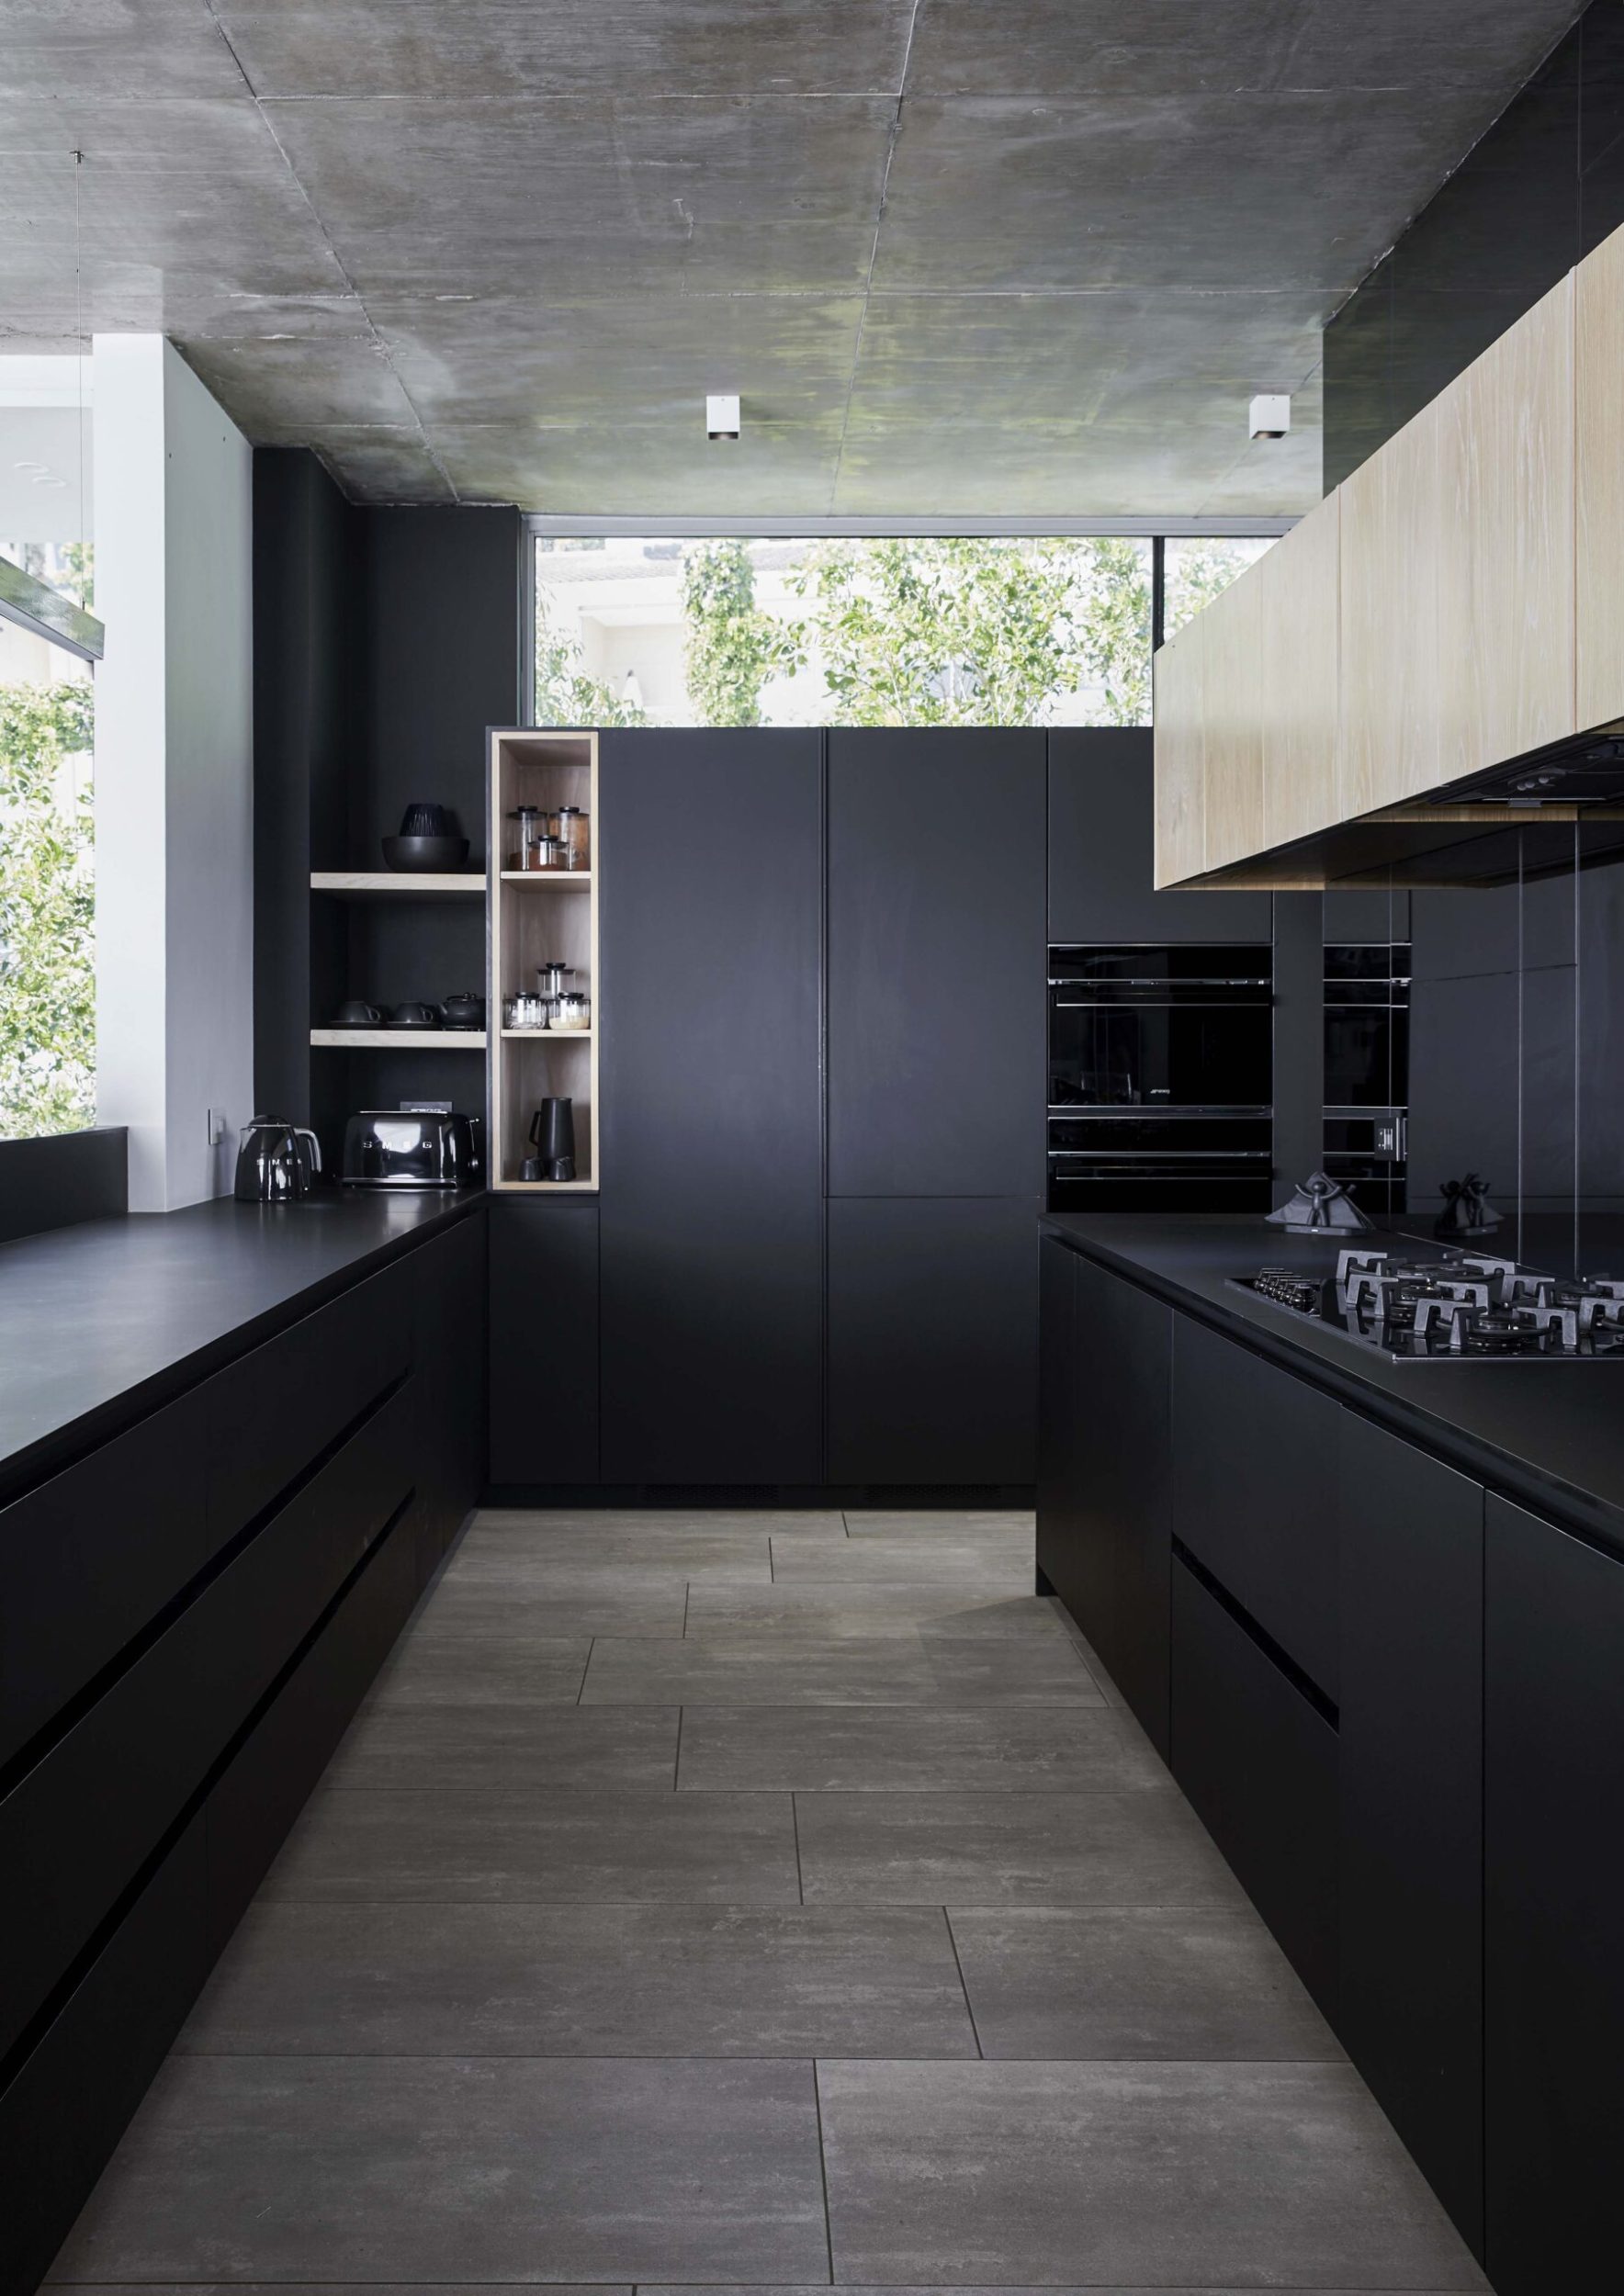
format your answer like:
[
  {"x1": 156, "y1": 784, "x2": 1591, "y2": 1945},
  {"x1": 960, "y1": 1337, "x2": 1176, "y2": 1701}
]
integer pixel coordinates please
[{"x1": 93, "y1": 337, "x2": 254, "y2": 1210}]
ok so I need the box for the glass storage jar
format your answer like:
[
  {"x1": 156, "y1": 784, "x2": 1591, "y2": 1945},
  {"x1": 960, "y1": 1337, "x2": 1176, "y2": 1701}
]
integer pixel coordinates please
[
  {"x1": 553, "y1": 989, "x2": 592, "y2": 1031},
  {"x1": 507, "y1": 805, "x2": 547, "y2": 871},
  {"x1": 556, "y1": 805, "x2": 590, "y2": 871}
]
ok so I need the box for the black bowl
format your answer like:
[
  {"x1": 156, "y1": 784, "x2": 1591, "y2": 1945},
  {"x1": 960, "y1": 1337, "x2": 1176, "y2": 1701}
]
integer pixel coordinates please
[{"x1": 382, "y1": 834, "x2": 470, "y2": 872}]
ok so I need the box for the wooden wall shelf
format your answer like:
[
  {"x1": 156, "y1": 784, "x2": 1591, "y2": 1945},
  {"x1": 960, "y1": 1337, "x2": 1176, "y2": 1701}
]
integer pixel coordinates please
[
  {"x1": 310, "y1": 1029, "x2": 488, "y2": 1050},
  {"x1": 310, "y1": 872, "x2": 486, "y2": 895},
  {"x1": 490, "y1": 730, "x2": 600, "y2": 1191}
]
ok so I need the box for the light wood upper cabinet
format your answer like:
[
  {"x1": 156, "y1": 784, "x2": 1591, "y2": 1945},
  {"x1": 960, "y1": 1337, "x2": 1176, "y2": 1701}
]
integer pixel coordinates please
[
  {"x1": 1152, "y1": 608, "x2": 1205, "y2": 889},
  {"x1": 1452, "y1": 270, "x2": 1575, "y2": 780},
  {"x1": 1576, "y1": 225, "x2": 1624, "y2": 730},
  {"x1": 1337, "y1": 382, "x2": 1449, "y2": 815},
  {"x1": 1198, "y1": 561, "x2": 1264, "y2": 872},
  {"x1": 1257, "y1": 493, "x2": 1340, "y2": 850}
]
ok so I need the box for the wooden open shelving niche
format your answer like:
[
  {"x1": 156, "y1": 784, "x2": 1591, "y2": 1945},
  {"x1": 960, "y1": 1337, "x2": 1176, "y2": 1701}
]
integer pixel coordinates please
[{"x1": 489, "y1": 729, "x2": 599, "y2": 1192}]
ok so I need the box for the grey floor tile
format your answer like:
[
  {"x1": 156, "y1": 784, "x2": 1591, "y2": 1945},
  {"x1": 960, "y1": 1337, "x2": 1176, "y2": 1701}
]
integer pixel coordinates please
[
  {"x1": 683, "y1": 1583, "x2": 1066, "y2": 1640},
  {"x1": 475, "y1": 1506, "x2": 846, "y2": 1537},
  {"x1": 324, "y1": 1703, "x2": 680, "y2": 1790},
  {"x1": 769, "y1": 1538, "x2": 1034, "y2": 1584},
  {"x1": 843, "y1": 1510, "x2": 1035, "y2": 1536},
  {"x1": 259, "y1": 1788, "x2": 801, "y2": 1904},
  {"x1": 49, "y1": 2056, "x2": 829, "y2": 2285},
  {"x1": 366, "y1": 1632, "x2": 592, "y2": 1707},
  {"x1": 796, "y1": 1789, "x2": 1243, "y2": 1905},
  {"x1": 638, "y1": 2288, "x2": 1474, "y2": 2296},
  {"x1": 412, "y1": 1574, "x2": 689, "y2": 1639},
  {"x1": 817, "y1": 2060, "x2": 1489, "y2": 2290},
  {"x1": 53, "y1": 2288, "x2": 627, "y2": 2295},
  {"x1": 177, "y1": 1901, "x2": 976, "y2": 2059},
  {"x1": 680, "y1": 1705, "x2": 1161, "y2": 1793},
  {"x1": 948, "y1": 1905, "x2": 1343, "y2": 2060},
  {"x1": 581, "y1": 1632, "x2": 1105, "y2": 1706},
  {"x1": 455, "y1": 1525, "x2": 775, "y2": 1578}
]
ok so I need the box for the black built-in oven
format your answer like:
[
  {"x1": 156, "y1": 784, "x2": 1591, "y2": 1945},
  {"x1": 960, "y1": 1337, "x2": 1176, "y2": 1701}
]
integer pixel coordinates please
[{"x1": 1047, "y1": 945, "x2": 1274, "y2": 1211}]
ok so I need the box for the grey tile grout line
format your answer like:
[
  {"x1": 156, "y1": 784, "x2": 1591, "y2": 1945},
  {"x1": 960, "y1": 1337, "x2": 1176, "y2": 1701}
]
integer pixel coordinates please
[
  {"x1": 941, "y1": 1906, "x2": 985, "y2": 2059},
  {"x1": 575, "y1": 1638, "x2": 594, "y2": 1705},
  {"x1": 790, "y1": 1790, "x2": 806, "y2": 1905},
  {"x1": 810, "y1": 2057, "x2": 836, "y2": 2287}
]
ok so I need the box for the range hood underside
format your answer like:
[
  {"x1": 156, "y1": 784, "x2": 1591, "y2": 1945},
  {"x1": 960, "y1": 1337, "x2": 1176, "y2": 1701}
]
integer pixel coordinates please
[{"x1": 1184, "y1": 723, "x2": 1624, "y2": 890}]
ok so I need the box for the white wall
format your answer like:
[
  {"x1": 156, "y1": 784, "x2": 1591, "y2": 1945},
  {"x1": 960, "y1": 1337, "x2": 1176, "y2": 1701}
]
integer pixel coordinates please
[{"x1": 94, "y1": 337, "x2": 254, "y2": 1210}]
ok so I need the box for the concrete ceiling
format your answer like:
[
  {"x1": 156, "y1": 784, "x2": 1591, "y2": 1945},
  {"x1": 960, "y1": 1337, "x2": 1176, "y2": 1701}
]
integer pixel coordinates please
[{"x1": 0, "y1": 1, "x2": 1586, "y2": 516}]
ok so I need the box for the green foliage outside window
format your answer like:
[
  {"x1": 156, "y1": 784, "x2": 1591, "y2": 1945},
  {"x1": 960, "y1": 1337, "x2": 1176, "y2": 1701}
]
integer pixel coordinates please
[
  {"x1": 681, "y1": 539, "x2": 802, "y2": 726},
  {"x1": 535, "y1": 600, "x2": 648, "y2": 728},
  {"x1": 0, "y1": 681, "x2": 95, "y2": 1139}
]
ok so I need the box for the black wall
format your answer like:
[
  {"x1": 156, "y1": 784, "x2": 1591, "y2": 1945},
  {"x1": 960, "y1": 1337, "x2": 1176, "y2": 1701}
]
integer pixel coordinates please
[
  {"x1": 1318, "y1": 6, "x2": 1624, "y2": 1252},
  {"x1": 253, "y1": 453, "x2": 522, "y2": 1156},
  {"x1": 1324, "y1": 2, "x2": 1624, "y2": 491},
  {"x1": 0, "y1": 1130, "x2": 127, "y2": 1246}
]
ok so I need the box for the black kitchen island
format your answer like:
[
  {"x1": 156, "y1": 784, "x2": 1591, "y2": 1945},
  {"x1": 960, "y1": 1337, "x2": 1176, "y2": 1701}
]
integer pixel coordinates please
[
  {"x1": 0, "y1": 1190, "x2": 486, "y2": 2296},
  {"x1": 1040, "y1": 1209, "x2": 1624, "y2": 2296}
]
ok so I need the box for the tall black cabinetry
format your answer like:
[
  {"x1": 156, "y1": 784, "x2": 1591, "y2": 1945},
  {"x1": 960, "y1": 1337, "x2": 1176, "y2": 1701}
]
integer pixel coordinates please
[
  {"x1": 1047, "y1": 729, "x2": 1271, "y2": 941},
  {"x1": 826, "y1": 730, "x2": 1044, "y2": 1486},
  {"x1": 597, "y1": 730, "x2": 825, "y2": 1485}
]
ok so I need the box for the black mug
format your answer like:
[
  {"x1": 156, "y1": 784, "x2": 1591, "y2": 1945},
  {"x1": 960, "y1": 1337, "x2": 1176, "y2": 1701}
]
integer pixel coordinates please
[{"x1": 528, "y1": 1097, "x2": 576, "y2": 1182}]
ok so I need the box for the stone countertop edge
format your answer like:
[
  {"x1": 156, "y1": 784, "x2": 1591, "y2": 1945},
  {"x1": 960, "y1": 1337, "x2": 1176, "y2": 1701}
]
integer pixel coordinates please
[
  {"x1": 0, "y1": 1187, "x2": 487, "y2": 1507},
  {"x1": 1042, "y1": 1209, "x2": 1624, "y2": 1564}
]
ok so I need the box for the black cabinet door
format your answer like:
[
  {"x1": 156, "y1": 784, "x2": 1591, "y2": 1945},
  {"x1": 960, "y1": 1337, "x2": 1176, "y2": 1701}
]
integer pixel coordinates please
[
  {"x1": 1171, "y1": 1555, "x2": 1339, "y2": 2018},
  {"x1": 1484, "y1": 1495, "x2": 1624, "y2": 2294},
  {"x1": 599, "y1": 730, "x2": 824, "y2": 1484},
  {"x1": 488, "y1": 1197, "x2": 600, "y2": 1486},
  {"x1": 828, "y1": 728, "x2": 1045, "y2": 1198},
  {"x1": 1338, "y1": 1414, "x2": 1483, "y2": 2257},
  {"x1": 1171, "y1": 1319, "x2": 1340, "y2": 1698},
  {"x1": 413, "y1": 1214, "x2": 486, "y2": 1575},
  {"x1": 1037, "y1": 1233, "x2": 1081, "y2": 1592},
  {"x1": 1047, "y1": 730, "x2": 1272, "y2": 943},
  {"x1": 827, "y1": 1198, "x2": 1038, "y2": 1485},
  {"x1": 1038, "y1": 1249, "x2": 1172, "y2": 1755}
]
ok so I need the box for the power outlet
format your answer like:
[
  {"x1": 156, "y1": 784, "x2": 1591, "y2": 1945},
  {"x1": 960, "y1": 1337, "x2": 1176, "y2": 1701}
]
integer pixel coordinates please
[{"x1": 207, "y1": 1108, "x2": 228, "y2": 1148}]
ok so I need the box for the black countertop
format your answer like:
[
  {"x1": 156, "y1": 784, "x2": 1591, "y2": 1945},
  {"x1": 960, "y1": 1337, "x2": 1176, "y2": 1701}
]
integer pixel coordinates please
[
  {"x1": 1043, "y1": 1210, "x2": 1624, "y2": 1560},
  {"x1": 0, "y1": 1188, "x2": 485, "y2": 1503}
]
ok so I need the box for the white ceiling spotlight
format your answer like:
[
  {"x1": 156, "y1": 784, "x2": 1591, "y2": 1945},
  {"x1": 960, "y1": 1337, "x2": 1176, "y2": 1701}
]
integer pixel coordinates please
[
  {"x1": 705, "y1": 392, "x2": 740, "y2": 442},
  {"x1": 1249, "y1": 392, "x2": 1292, "y2": 441}
]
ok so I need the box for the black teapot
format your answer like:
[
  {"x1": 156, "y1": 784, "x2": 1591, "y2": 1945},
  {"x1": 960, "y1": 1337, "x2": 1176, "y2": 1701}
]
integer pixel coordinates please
[{"x1": 441, "y1": 989, "x2": 487, "y2": 1030}]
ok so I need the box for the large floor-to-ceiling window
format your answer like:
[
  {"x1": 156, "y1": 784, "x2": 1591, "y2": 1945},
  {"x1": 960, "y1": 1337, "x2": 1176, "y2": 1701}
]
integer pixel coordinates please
[
  {"x1": 531, "y1": 531, "x2": 1281, "y2": 732},
  {"x1": 0, "y1": 357, "x2": 95, "y2": 1142}
]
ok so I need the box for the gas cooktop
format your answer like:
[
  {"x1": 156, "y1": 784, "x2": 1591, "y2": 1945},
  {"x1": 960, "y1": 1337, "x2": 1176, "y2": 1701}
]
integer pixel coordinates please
[{"x1": 1231, "y1": 1247, "x2": 1624, "y2": 1360}]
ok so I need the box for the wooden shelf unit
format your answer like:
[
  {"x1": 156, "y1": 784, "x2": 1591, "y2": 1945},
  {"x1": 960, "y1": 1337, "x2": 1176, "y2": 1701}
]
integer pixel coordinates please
[
  {"x1": 310, "y1": 872, "x2": 485, "y2": 895},
  {"x1": 310, "y1": 1029, "x2": 488, "y2": 1051},
  {"x1": 489, "y1": 730, "x2": 599, "y2": 1191}
]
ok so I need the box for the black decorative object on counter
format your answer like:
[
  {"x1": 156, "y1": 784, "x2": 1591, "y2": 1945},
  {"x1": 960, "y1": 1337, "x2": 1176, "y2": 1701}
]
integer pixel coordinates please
[
  {"x1": 1435, "y1": 1173, "x2": 1503, "y2": 1238},
  {"x1": 1266, "y1": 1171, "x2": 1374, "y2": 1232},
  {"x1": 233, "y1": 1115, "x2": 322, "y2": 1203},
  {"x1": 528, "y1": 1097, "x2": 576, "y2": 1183}
]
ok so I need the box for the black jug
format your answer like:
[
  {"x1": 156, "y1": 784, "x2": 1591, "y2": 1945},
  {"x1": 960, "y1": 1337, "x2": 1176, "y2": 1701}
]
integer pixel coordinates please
[{"x1": 528, "y1": 1097, "x2": 576, "y2": 1182}]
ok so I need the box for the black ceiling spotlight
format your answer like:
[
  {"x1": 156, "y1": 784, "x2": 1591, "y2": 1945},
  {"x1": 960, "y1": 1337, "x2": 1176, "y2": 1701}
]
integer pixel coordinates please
[{"x1": 705, "y1": 393, "x2": 740, "y2": 442}]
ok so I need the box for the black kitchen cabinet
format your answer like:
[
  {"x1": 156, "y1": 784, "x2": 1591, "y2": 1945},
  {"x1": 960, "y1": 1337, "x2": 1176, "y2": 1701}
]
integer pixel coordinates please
[
  {"x1": 827, "y1": 1198, "x2": 1038, "y2": 1485},
  {"x1": 1037, "y1": 1241, "x2": 1172, "y2": 1754},
  {"x1": 1171, "y1": 1318, "x2": 1340, "y2": 1698},
  {"x1": 488, "y1": 1197, "x2": 599, "y2": 1487},
  {"x1": 414, "y1": 1215, "x2": 485, "y2": 1575},
  {"x1": 828, "y1": 728, "x2": 1046, "y2": 1198},
  {"x1": 1338, "y1": 1414, "x2": 1484, "y2": 2256},
  {"x1": 599, "y1": 730, "x2": 824, "y2": 1484},
  {"x1": 1484, "y1": 1493, "x2": 1624, "y2": 2294},
  {"x1": 1047, "y1": 729, "x2": 1271, "y2": 943},
  {"x1": 1171, "y1": 1554, "x2": 1339, "y2": 2017}
]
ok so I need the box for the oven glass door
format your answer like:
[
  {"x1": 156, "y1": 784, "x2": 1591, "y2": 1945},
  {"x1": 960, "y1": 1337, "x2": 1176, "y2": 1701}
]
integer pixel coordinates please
[{"x1": 1048, "y1": 944, "x2": 1272, "y2": 1109}]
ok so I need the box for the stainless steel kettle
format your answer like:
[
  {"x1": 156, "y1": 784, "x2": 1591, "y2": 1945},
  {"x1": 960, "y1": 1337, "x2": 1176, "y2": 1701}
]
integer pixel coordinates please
[{"x1": 234, "y1": 1115, "x2": 322, "y2": 1203}]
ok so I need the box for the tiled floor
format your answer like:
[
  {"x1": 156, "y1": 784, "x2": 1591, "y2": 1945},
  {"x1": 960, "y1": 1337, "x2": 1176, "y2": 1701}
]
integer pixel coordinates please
[{"x1": 47, "y1": 1508, "x2": 1489, "y2": 2294}]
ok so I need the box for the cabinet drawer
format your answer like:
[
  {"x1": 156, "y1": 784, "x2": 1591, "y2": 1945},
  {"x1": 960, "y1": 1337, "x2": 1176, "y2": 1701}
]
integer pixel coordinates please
[
  {"x1": 0, "y1": 1388, "x2": 209, "y2": 1773},
  {"x1": 0, "y1": 1379, "x2": 413, "y2": 2058},
  {"x1": 204, "y1": 1255, "x2": 412, "y2": 1533},
  {"x1": 1171, "y1": 1556, "x2": 1339, "y2": 2016},
  {"x1": 1172, "y1": 1318, "x2": 1340, "y2": 1696}
]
